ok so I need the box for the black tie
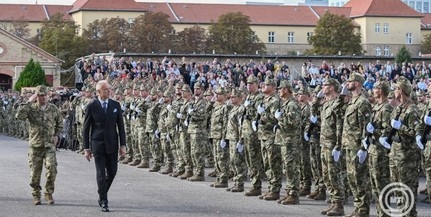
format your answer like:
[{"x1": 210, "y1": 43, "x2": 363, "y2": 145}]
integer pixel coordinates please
[{"x1": 103, "y1": 101, "x2": 107, "y2": 113}]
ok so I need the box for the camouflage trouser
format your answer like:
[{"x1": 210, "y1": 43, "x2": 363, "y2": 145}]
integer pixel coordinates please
[
  {"x1": 213, "y1": 138, "x2": 230, "y2": 183},
  {"x1": 321, "y1": 145, "x2": 345, "y2": 203},
  {"x1": 230, "y1": 139, "x2": 247, "y2": 186},
  {"x1": 28, "y1": 146, "x2": 57, "y2": 197},
  {"x1": 149, "y1": 132, "x2": 163, "y2": 168},
  {"x1": 424, "y1": 142, "x2": 431, "y2": 201},
  {"x1": 345, "y1": 147, "x2": 370, "y2": 215},
  {"x1": 368, "y1": 144, "x2": 391, "y2": 217},
  {"x1": 243, "y1": 134, "x2": 263, "y2": 189},
  {"x1": 206, "y1": 136, "x2": 214, "y2": 166},
  {"x1": 282, "y1": 143, "x2": 300, "y2": 196},
  {"x1": 300, "y1": 140, "x2": 312, "y2": 190},
  {"x1": 310, "y1": 141, "x2": 325, "y2": 191},
  {"x1": 76, "y1": 123, "x2": 83, "y2": 150},
  {"x1": 390, "y1": 142, "x2": 420, "y2": 217},
  {"x1": 190, "y1": 133, "x2": 206, "y2": 176},
  {"x1": 137, "y1": 126, "x2": 150, "y2": 164},
  {"x1": 172, "y1": 130, "x2": 185, "y2": 173},
  {"x1": 261, "y1": 138, "x2": 282, "y2": 193},
  {"x1": 131, "y1": 121, "x2": 141, "y2": 161},
  {"x1": 160, "y1": 132, "x2": 174, "y2": 168},
  {"x1": 180, "y1": 131, "x2": 192, "y2": 172},
  {"x1": 124, "y1": 118, "x2": 133, "y2": 160}
]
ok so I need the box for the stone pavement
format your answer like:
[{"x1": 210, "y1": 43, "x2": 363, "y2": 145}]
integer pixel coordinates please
[{"x1": 0, "y1": 135, "x2": 430, "y2": 217}]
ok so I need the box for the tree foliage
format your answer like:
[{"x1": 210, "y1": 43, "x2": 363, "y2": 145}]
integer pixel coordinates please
[
  {"x1": 174, "y1": 25, "x2": 208, "y2": 53},
  {"x1": 38, "y1": 13, "x2": 88, "y2": 68},
  {"x1": 207, "y1": 12, "x2": 266, "y2": 54},
  {"x1": 395, "y1": 46, "x2": 412, "y2": 65},
  {"x1": 129, "y1": 12, "x2": 174, "y2": 53},
  {"x1": 0, "y1": 17, "x2": 30, "y2": 38},
  {"x1": 308, "y1": 12, "x2": 362, "y2": 55},
  {"x1": 421, "y1": 33, "x2": 431, "y2": 54},
  {"x1": 15, "y1": 58, "x2": 48, "y2": 91}
]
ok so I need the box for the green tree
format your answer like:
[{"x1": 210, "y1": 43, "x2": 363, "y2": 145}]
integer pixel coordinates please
[
  {"x1": 421, "y1": 33, "x2": 431, "y2": 54},
  {"x1": 207, "y1": 12, "x2": 266, "y2": 54},
  {"x1": 395, "y1": 46, "x2": 412, "y2": 65},
  {"x1": 308, "y1": 12, "x2": 362, "y2": 55},
  {"x1": 38, "y1": 13, "x2": 88, "y2": 68},
  {"x1": 129, "y1": 12, "x2": 174, "y2": 53},
  {"x1": 174, "y1": 25, "x2": 208, "y2": 53},
  {"x1": 15, "y1": 59, "x2": 48, "y2": 91}
]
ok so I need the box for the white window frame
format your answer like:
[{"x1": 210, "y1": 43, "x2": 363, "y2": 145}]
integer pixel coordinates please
[
  {"x1": 307, "y1": 32, "x2": 313, "y2": 42},
  {"x1": 268, "y1": 31, "x2": 275, "y2": 43},
  {"x1": 383, "y1": 46, "x2": 390, "y2": 56},
  {"x1": 376, "y1": 46, "x2": 381, "y2": 56},
  {"x1": 287, "y1": 32, "x2": 294, "y2": 43},
  {"x1": 383, "y1": 23, "x2": 389, "y2": 34},
  {"x1": 375, "y1": 23, "x2": 380, "y2": 33},
  {"x1": 406, "y1": 33, "x2": 412, "y2": 44}
]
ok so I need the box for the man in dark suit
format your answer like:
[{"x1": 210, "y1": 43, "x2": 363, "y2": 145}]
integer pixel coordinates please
[{"x1": 83, "y1": 80, "x2": 126, "y2": 212}]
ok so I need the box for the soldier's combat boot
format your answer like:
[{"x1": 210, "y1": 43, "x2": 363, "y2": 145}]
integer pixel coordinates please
[
  {"x1": 277, "y1": 194, "x2": 288, "y2": 204},
  {"x1": 420, "y1": 188, "x2": 428, "y2": 195},
  {"x1": 121, "y1": 158, "x2": 132, "y2": 164},
  {"x1": 213, "y1": 182, "x2": 228, "y2": 188},
  {"x1": 128, "y1": 160, "x2": 141, "y2": 166},
  {"x1": 179, "y1": 171, "x2": 193, "y2": 180},
  {"x1": 244, "y1": 188, "x2": 262, "y2": 197},
  {"x1": 159, "y1": 166, "x2": 173, "y2": 175},
  {"x1": 299, "y1": 188, "x2": 311, "y2": 197},
  {"x1": 170, "y1": 170, "x2": 184, "y2": 177},
  {"x1": 326, "y1": 202, "x2": 344, "y2": 216},
  {"x1": 148, "y1": 165, "x2": 160, "y2": 172},
  {"x1": 230, "y1": 185, "x2": 244, "y2": 192},
  {"x1": 320, "y1": 203, "x2": 335, "y2": 215},
  {"x1": 187, "y1": 175, "x2": 205, "y2": 182},
  {"x1": 208, "y1": 170, "x2": 217, "y2": 177},
  {"x1": 33, "y1": 196, "x2": 41, "y2": 205},
  {"x1": 44, "y1": 194, "x2": 55, "y2": 205},
  {"x1": 258, "y1": 191, "x2": 269, "y2": 199},
  {"x1": 281, "y1": 195, "x2": 300, "y2": 205},
  {"x1": 263, "y1": 192, "x2": 280, "y2": 201},
  {"x1": 313, "y1": 191, "x2": 327, "y2": 201},
  {"x1": 137, "y1": 162, "x2": 149, "y2": 168},
  {"x1": 306, "y1": 190, "x2": 319, "y2": 199}
]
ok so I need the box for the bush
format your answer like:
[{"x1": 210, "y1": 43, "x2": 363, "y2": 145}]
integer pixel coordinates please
[{"x1": 14, "y1": 58, "x2": 48, "y2": 91}]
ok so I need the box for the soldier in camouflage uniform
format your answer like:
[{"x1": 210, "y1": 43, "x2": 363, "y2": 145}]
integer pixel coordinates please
[
  {"x1": 209, "y1": 87, "x2": 230, "y2": 188},
  {"x1": 383, "y1": 77, "x2": 420, "y2": 217},
  {"x1": 158, "y1": 88, "x2": 176, "y2": 174},
  {"x1": 128, "y1": 84, "x2": 143, "y2": 166},
  {"x1": 16, "y1": 85, "x2": 63, "y2": 205},
  {"x1": 146, "y1": 88, "x2": 163, "y2": 172},
  {"x1": 366, "y1": 80, "x2": 393, "y2": 217},
  {"x1": 187, "y1": 81, "x2": 208, "y2": 182},
  {"x1": 134, "y1": 84, "x2": 151, "y2": 168},
  {"x1": 169, "y1": 82, "x2": 186, "y2": 177},
  {"x1": 121, "y1": 84, "x2": 134, "y2": 164},
  {"x1": 205, "y1": 90, "x2": 216, "y2": 176},
  {"x1": 226, "y1": 89, "x2": 247, "y2": 192},
  {"x1": 342, "y1": 73, "x2": 372, "y2": 217},
  {"x1": 73, "y1": 87, "x2": 92, "y2": 154},
  {"x1": 243, "y1": 75, "x2": 265, "y2": 197},
  {"x1": 419, "y1": 85, "x2": 431, "y2": 204},
  {"x1": 318, "y1": 78, "x2": 346, "y2": 216},
  {"x1": 256, "y1": 77, "x2": 281, "y2": 201},
  {"x1": 177, "y1": 85, "x2": 194, "y2": 179},
  {"x1": 274, "y1": 80, "x2": 302, "y2": 205}
]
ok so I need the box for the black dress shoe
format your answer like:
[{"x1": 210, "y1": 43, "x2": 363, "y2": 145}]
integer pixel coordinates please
[
  {"x1": 101, "y1": 203, "x2": 109, "y2": 212},
  {"x1": 98, "y1": 199, "x2": 102, "y2": 207}
]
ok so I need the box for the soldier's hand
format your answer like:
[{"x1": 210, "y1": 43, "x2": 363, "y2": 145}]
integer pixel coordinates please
[
  {"x1": 53, "y1": 136, "x2": 59, "y2": 145},
  {"x1": 304, "y1": 132, "x2": 310, "y2": 142},
  {"x1": 366, "y1": 122, "x2": 374, "y2": 133},
  {"x1": 424, "y1": 116, "x2": 431, "y2": 126},
  {"x1": 119, "y1": 146, "x2": 126, "y2": 157},
  {"x1": 310, "y1": 115, "x2": 318, "y2": 124},
  {"x1": 27, "y1": 94, "x2": 37, "y2": 103},
  {"x1": 274, "y1": 109, "x2": 282, "y2": 120},
  {"x1": 331, "y1": 148, "x2": 341, "y2": 162},
  {"x1": 317, "y1": 90, "x2": 324, "y2": 98},
  {"x1": 84, "y1": 149, "x2": 92, "y2": 162},
  {"x1": 176, "y1": 113, "x2": 182, "y2": 119},
  {"x1": 416, "y1": 135, "x2": 424, "y2": 150},
  {"x1": 356, "y1": 149, "x2": 367, "y2": 164},
  {"x1": 362, "y1": 138, "x2": 369, "y2": 150},
  {"x1": 257, "y1": 105, "x2": 265, "y2": 114},
  {"x1": 378, "y1": 137, "x2": 391, "y2": 150}
]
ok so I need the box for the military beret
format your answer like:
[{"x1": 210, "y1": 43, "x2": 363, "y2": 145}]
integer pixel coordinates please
[
  {"x1": 347, "y1": 72, "x2": 365, "y2": 84},
  {"x1": 277, "y1": 80, "x2": 291, "y2": 89},
  {"x1": 246, "y1": 75, "x2": 258, "y2": 84},
  {"x1": 264, "y1": 77, "x2": 276, "y2": 86}
]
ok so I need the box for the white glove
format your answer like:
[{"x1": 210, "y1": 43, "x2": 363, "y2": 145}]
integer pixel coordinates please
[
  {"x1": 211, "y1": 96, "x2": 216, "y2": 102},
  {"x1": 332, "y1": 148, "x2": 341, "y2": 162},
  {"x1": 121, "y1": 104, "x2": 126, "y2": 111},
  {"x1": 379, "y1": 137, "x2": 391, "y2": 149},
  {"x1": 391, "y1": 119, "x2": 401, "y2": 130},
  {"x1": 257, "y1": 104, "x2": 265, "y2": 114},
  {"x1": 158, "y1": 98, "x2": 164, "y2": 105},
  {"x1": 135, "y1": 107, "x2": 141, "y2": 113},
  {"x1": 166, "y1": 133, "x2": 171, "y2": 142},
  {"x1": 416, "y1": 135, "x2": 424, "y2": 150},
  {"x1": 187, "y1": 107, "x2": 194, "y2": 114},
  {"x1": 310, "y1": 115, "x2": 318, "y2": 124},
  {"x1": 81, "y1": 104, "x2": 86, "y2": 110},
  {"x1": 220, "y1": 139, "x2": 227, "y2": 149},
  {"x1": 304, "y1": 132, "x2": 310, "y2": 141},
  {"x1": 130, "y1": 104, "x2": 135, "y2": 110},
  {"x1": 366, "y1": 122, "x2": 375, "y2": 134},
  {"x1": 317, "y1": 90, "x2": 324, "y2": 98},
  {"x1": 362, "y1": 138, "x2": 369, "y2": 150},
  {"x1": 154, "y1": 129, "x2": 160, "y2": 138},
  {"x1": 166, "y1": 104, "x2": 172, "y2": 110},
  {"x1": 252, "y1": 121, "x2": 258, "y2": 132},
  {"x1": 356, "y1": 149, "x2": 368, "y2": 164},
  {"x1": 184, "y1": 120, "x2": 188, "y2": 127},
  {"x1": 424, "y1": 116, "x2": 431, "y2": 126},
  {"x1": 237, "y1": 117, "x2": 242, "y2": 126},
  {"x1": 273, "y1": 125, "x2": 278, "y2": 133},
  {"x1": 244, "y1": 100, "x2": 251, "y2": 107},
  {"x1": 176, "y1": 113, "x2": 182, "y2": 119},
  {"x1": 341, "y1": 85, "x2": 350, "y2": 96},
  {"x1": 236, "y1": 142, "x2": 244, "y2": 153},
  {"x1": 275, "y1": 109, "x2": 282, "y2": 120}
]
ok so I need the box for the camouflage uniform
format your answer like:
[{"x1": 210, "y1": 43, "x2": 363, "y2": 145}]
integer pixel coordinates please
[
  {"x1": 298, "y1": 89, "x2": 312, "y2": 194},
  {"x1": 158, "y1": 89, "x2": 176, "y2": 174},
  {"x1": 274, "y1": 80, "x2": 302, "y2": 203},
  {"x1": 342, "y1": 73, "x2": 372, "y2": 216},
  {"x1": 145, "y1": 89, "x2": 162, "y2": 171},
  {"x1": 134, "y1": 85, "x2": 151, "y2": 168},
  {"x1": 169, "y1": 85, "x2": 186, "y2": 176},
  {"x1": 177, "y1": 85, "x2": 193, "y2": 179},
  {"x1": 15, "y1": 85, "x2": 63, "y2": 202},
  {"x1": 122, "y1": 86, "x2": 135, "y2": 163}
]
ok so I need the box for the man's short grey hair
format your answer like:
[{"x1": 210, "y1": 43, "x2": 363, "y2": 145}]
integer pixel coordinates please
[{"x1": 96, "y1": 80, "x2": 110, "y2": 91}]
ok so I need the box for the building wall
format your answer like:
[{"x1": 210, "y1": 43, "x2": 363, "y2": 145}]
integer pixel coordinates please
[{"x1": 72, "y1": 11, "x2": 145, "y2": 34}]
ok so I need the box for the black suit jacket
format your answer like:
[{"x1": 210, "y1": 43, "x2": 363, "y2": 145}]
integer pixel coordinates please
[{"x1": 83, "y1": 98, "x2": 126, "y2": 154}]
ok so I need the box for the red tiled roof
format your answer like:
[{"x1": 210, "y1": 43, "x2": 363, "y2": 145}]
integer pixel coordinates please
[
  {"x1": 311, "y1": 6, "x2": 351, "y2": 18},
  {"x1": 421, "y1": 13, "x2": 431, "y2": 28},
  {"x1": 0, "y1": 4, "x2": 47, "y2": 22},
  {"x1": 69, "y1": 0, "x2": 147, "y2": 13},
  {"x1": 45, "y1": 5, "x2": 73, "y2": 21},
  {"x1": 140, "y1": 3, "x2": 177, "y2": 22},
  {"x1": 344, "y1": 0, "x2": 422, "y2": 18}
]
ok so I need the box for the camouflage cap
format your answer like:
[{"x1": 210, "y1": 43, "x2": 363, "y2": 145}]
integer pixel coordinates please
[
  {"x1": 246, "y1": 75, "x2": 258, "y2": 84},
  {"x1": 373, "y1": 80, "x2": 390, "y2": 95},
  {"x1": 125, "y1": 83, "x2": 132, "y2": 89},
  {"x1": 163, "y1": 89, "x2": 174, "y2": 98},
  {"x1": 35, "y1": 85, "x2": 48, "y2": 95},
  {"x1": 410, "y1": 91, "x2": 417, "y2": 102},
  {"x1": 395, "y1": 76, "x2": 412, "y2": 96},
  {"x1": 182, "y1": 85, "x2": 192, "y2": 93},
  {"x1": 297, "y1": 87, "x2": 310, "y2": 95},
  {"x1": 230, "y1": 88, "x2": 243, "y2": 98},
  {"x1": 277, "y1": 80, "x2": 291, "y2": 89},
  {"x1": 133, "y1": 83, "x2": 140, "y2": 90},
  {"x1": 323, "y1": 78, "x2": 340, "y2": 91},
  {"x1": 347, "y1": 72, "x2": 365, "y2": 84},
  {"x1": 416, "y1": 89, "x2": 426, "y2": 97},
  {"x1": 194, "y1": 81, "x2": 204, "y2": 89},
  {"x1": 204, "y1": 90, "x2": 213, "y2": 96},
  {"x1": 150, "y1": 87, "x2": 159, "y2": 95},
  {"x1": 175, "y1": 81, "x2": 184, "y2": 89},
  {"x1": 214, "y1": 87, "x2": 226, "y2": 95},
  {"x1": 264, "y1": 77, "x2": 276, "y2": 86},
  {"x1": 139, "y1": 84, "x2": 148, "y2": 92},
  {"x1": 224, "y1": 86, "x2": 232, "y2": 94}
]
